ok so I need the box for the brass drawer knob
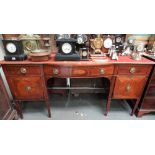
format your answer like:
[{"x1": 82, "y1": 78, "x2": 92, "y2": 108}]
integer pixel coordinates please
[
  {"x1": 20, "y1": 67, "x2": 27, "y2": 74},
  {"x1": 53, "y1": 68, "x2": 59, "y2": 75},
  {"x1": 100, "y1": 69, "x2": 105, "y2": 75},
  {"x1": 25, "y1": 86, "x2": 31, "y2": 91},
  {"x1": 126, "y1": 85, "x2": 131, "y2": 92},
  {"x1": 130, "y1": 67, "x2": 136, "y2": 74}
]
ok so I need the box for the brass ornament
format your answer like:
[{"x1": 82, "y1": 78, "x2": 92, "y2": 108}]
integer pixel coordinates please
[
  {"x1": 90, "y1": 34, "x2": 103, "y2": 54},
  {"x1": 19, "y1": 34, "x2": 41, "y2": 54}
]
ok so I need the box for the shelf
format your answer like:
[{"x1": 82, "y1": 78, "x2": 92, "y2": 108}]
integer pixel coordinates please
[{"x1": 48, "y1": 87, "x2": 107, "y2": 90}]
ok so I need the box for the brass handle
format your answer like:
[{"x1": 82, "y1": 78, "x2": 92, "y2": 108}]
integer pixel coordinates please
[
  {"x1": 53, "y1": 68, "x2": 59, "y2": 75},
  {"x1": 20, "y1": 67, "x2": 27, "y2": 74},
  {"x1": 25, "y1": 86, "x2": 31, "y2": 91},
  {"x1": 100, "y1": 69, "x2": 105, "y2": 75},
  {"x1": 126, "y1": 85, "x2": 131, "y2": 92},
  {"x1": 130, "y1": 67, "x2": 136, "y2": 74}
]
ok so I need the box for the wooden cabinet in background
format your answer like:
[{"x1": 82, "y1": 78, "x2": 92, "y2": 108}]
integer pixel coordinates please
[
  {"x1": 0, "y1": 73, "x2": 17, "y2": 120},
  {"x1": 136, "y1": 66, "x2": 155, "y2": 117}
]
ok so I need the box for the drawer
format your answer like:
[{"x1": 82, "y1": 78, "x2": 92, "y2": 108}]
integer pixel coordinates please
[
  {"x1": 113, "y1": 76, "x2": 147, "y2": 99},
  {"x1": 146, "y1": 86, "x2": 155, "y2": 97},
  {"x1": 117, "y1": 65, "x2": 150, "y2": 75},
  {"x1": 71, "y1": 67, "x2": 89, "y2": 77},
  {"x1": 141, "y1": 98, "x2": 155, "y2": 109},
  {"x1": 90, "y1": 65, "x2": 114, "y2": 77},
  {"x1": 3, "y1": 65, "x2": 41, "y2": 76},
  {"x1": 6, "y1": 76, "x2": 44, "y2": 100}
]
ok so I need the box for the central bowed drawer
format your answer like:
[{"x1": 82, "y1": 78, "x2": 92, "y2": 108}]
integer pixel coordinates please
[
  {"x1": 71, "y1": 67, "x2": 89, "y2": 77},
  {"x1": 117, "y1": 65, "x2": 151, "y2": 75},
  {"x1": 3, "y1": 65, "x2": 42, "y2": 76}
]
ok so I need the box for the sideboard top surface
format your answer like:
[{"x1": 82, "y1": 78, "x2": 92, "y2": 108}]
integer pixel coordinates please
[{"x1": 0, "y1": 54, "x2": 154, "y2": 66}]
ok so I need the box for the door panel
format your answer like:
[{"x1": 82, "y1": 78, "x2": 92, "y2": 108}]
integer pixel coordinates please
[
  {"x1": 7, "y1": 76, "x2": 44, "y2": 100},
  {"x1": 113, "y1": 76, "x2": 146, "y2": 99}
]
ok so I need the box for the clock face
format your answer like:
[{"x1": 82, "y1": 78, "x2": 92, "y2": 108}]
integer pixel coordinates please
[
  {"x1": 82, "y1": 51, "x2": 87, "y2": 57},
  {"x1": 116, "y1": 37, "x2": 122, "y2": 43},
  {"x1": 62, "y1": 43, "x2": 72, "y2": 54},
  {"x1": 6, "y1": 43, "x2": 17, "y2": 53},
  {"x1": 77, "y1": 37, "x2": 83, "y2": 44},
  {"x1": 103, "y1": 38, "x2": 112, "y2": 48},
  {"x1": 137, "y1": 44, "x2": 144, "y2": 52}
]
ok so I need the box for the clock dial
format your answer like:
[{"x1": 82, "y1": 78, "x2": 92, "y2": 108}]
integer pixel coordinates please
[
  {"x1": 104, "y1": 38, "x2": 112, "y2": 48},
  {"x1": 6, "y1": 43, "x2": 17, "y2": 53},
  {"x1": 82, "y1": 51, "x2": 87, "y2": 57},
  {"x1": 62, "y1": 43, "x2": 72, "y2": 54},
  {"x1": 137, "y1": 44, "x2": 144, "y2": 52},
  {"x1": 116, "y1": 37, "x2": 121, "y2": 43},
  {"x1": 77, "y1": 37, "x2": 83, "y2": 44}
]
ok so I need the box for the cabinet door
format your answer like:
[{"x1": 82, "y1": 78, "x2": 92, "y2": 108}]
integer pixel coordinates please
[
  {"x1": 0, "y1": 74, "x2": 13, "y2": 119},
  {"x1": 7, "y1": 76, "x2": 44, "y2": 100},
  {"x1": 113, "y1": 76, "x2": 147, "y2": 99}
]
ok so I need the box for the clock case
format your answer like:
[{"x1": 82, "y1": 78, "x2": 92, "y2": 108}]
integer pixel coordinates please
[
  {"x1": 2, "y1": 40, "x2": 27, "y2": 61},
  {"x1": 55, "y1": 39, "x2": 80, "y2": 61},
  {"x1": 79, "y1": 48, "x2": 90, "y2": 60},
  {"x1": 102, "y1": 35, "x2": 114, "y2": 53},
  {"x1": 114, "y1": 34, "x2": 126, "y2": 53}
]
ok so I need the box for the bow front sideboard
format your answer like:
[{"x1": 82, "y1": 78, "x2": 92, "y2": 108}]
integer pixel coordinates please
[{"x1": 0, "y1": 55, "x2": 154, "y2": 118}]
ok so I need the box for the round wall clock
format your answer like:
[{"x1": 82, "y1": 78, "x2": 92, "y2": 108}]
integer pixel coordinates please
[{"x1": 6, "y1": 43, "x2": 17, "y2": 53}]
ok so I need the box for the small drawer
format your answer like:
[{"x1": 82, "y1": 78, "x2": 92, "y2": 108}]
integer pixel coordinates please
[
  {"x1": 90, "y1": 65, "x2": 114, "y2": 77},
  {"x1": 117, "y1": 65, "x2": 150, "y2": 75},
  {"x1": 71, "y1": 67, "x2": 89, "y2": 77},
  {"x1": 3, "y1": 65, "x2": 41, "y2": 76},
  {"x1": 142, "y1": 98, "x2": 155, "y2": 109}
]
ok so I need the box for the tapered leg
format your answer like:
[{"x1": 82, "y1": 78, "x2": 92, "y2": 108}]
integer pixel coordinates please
[
  {"x1": 15, "y1": 101, "x2": 23, "y2": 119},
  {"x1": 131, "y1": 98, "x2": 140, "y2": 116},
  {"x1": 45, "y1": 100, "x2": 51, "y2": 118},
  {"x1": 105, "y1": 77, "x2": 115, "y2": 116},
  {"x1": 105, "y1": 97, "x2": 112, "y2": 116}
]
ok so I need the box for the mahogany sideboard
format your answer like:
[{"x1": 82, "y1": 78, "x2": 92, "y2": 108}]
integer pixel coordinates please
[
  {"x1": 0, "y1": 70, "x2": 17, "y2": 120},
  {"x1": 0, "y1": 55, "x2": 154, "y2": 118}
]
